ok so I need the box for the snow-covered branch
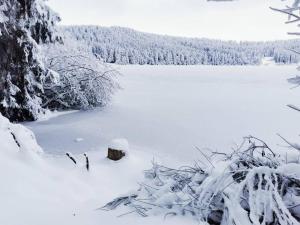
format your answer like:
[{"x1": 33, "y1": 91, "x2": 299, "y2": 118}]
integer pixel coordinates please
[
  {"x1": 104, "y1": 137, "x2": 300, "y2": 224},
  {"x1": 41, "y1": 41, "x2": 120, "y2": 110}
]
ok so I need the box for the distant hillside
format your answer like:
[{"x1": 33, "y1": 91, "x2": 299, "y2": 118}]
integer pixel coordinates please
[{"x1": 62, "y1": 26, "x2": 300, "y2": 65}]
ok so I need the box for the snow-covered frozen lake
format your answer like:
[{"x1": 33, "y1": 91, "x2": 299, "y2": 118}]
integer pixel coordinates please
[{"x1": 26, "y1": 65, "x2": 300, "y2": 164}]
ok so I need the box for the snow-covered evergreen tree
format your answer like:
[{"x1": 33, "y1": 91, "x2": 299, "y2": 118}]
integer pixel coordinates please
[{"x1": 0, "y1": 0, "x2": 60, "y2": 122}]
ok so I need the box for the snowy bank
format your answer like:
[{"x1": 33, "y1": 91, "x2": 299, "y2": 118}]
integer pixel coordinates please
[{"x1": 1, "y1": 113, "x2": 188, "y2": 225}]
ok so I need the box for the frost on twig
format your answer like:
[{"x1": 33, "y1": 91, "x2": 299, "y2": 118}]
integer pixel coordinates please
[{"x1": 103, "y1": 137, "x2": 300, "y2": 224}]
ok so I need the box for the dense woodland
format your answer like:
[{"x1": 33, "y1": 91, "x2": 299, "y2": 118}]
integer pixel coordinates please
[{"x1": 63, "y1": 26, "x2": 300, "y2": 65}]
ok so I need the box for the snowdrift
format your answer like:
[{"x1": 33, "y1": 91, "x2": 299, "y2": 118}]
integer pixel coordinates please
[
  {"x1": 0, "y1": 114, "x2": 93, "y2": 225},
  {"x1": 3, "y1": 111, "x2": 300, "y2": 225},
  {"x1": 0, "y1": 113, "x2": 153, "y2": 225},
  {"x1": 0, "y1": 113, "x2": 42, "y2": 156}
]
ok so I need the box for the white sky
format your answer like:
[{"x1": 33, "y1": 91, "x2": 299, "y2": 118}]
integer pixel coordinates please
[{"x1": 47, "y1": 0, "x2": 298, "y2": 41}]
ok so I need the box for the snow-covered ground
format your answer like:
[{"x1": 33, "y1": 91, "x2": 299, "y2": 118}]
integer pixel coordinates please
[
  {"x1": 1, "y1": 112, "x2": 190, "y2": 225},
  {"x1": 26, "y1": 65, "x2": 300, "y2": 164},
  {"x1": 5, "y1": 65, "x2": 298, "y2": 225}
]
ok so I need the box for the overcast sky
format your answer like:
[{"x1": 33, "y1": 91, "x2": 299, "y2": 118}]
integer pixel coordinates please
[{"x1": 48, "y1": 0, "x2": 297, "y2": 41}]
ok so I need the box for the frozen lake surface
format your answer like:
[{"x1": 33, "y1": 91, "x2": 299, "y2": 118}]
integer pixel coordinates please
[{"x1": 26, "y1": 65, "x2": 300, "y2": 163}]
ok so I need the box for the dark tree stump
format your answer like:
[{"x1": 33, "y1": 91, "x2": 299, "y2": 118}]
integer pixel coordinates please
[{"x1": 107, "y1": 148, "x2": 126, "y2": 161}]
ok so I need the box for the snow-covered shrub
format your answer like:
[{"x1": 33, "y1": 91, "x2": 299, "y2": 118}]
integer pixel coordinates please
[
  {"x1": 41, "y1": 41, "x2": 120, "y2": 110},
  {"x1": 0, "y1": 0, "x2": 60, "y2": 122},
  {"x1": 104, "y1": 136, "x2": 300, "y2": 224}
]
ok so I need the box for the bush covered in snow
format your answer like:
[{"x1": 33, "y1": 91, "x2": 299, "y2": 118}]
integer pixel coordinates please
[
  {"x1": 41, "y1": 39, "x2": 120, "y2": 110},
  {"x1": 104, "y1": 136, "x2": 300, "y2": 225}
]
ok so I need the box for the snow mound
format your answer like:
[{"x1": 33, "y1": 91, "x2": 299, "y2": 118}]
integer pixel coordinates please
[
  {"x1": 109, "y1": 138, "x2": 130, "y2": 153},
  {"x1": 0, "y1": 113, "x2": 153, "y2": 225},
  {"x1": 0, "y1": 113, "x2": 42, "y2": 154},
  {"x1": 74, "y1": 137, "x2": 84, "y2": 142}
]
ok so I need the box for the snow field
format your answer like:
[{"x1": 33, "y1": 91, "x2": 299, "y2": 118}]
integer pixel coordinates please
[{"x1": 27, "y1": 65, "x2": 300, "y2": 164}]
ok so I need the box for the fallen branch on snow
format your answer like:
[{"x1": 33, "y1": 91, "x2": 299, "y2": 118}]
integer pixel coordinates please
[{"x1": 103, "y1": 136, "x2": 300, "y2": 225}]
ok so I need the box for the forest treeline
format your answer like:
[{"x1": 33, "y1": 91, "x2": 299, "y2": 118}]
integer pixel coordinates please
[{"x1": 63, "y1": 26, "x2": 300, "y2": 65}]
